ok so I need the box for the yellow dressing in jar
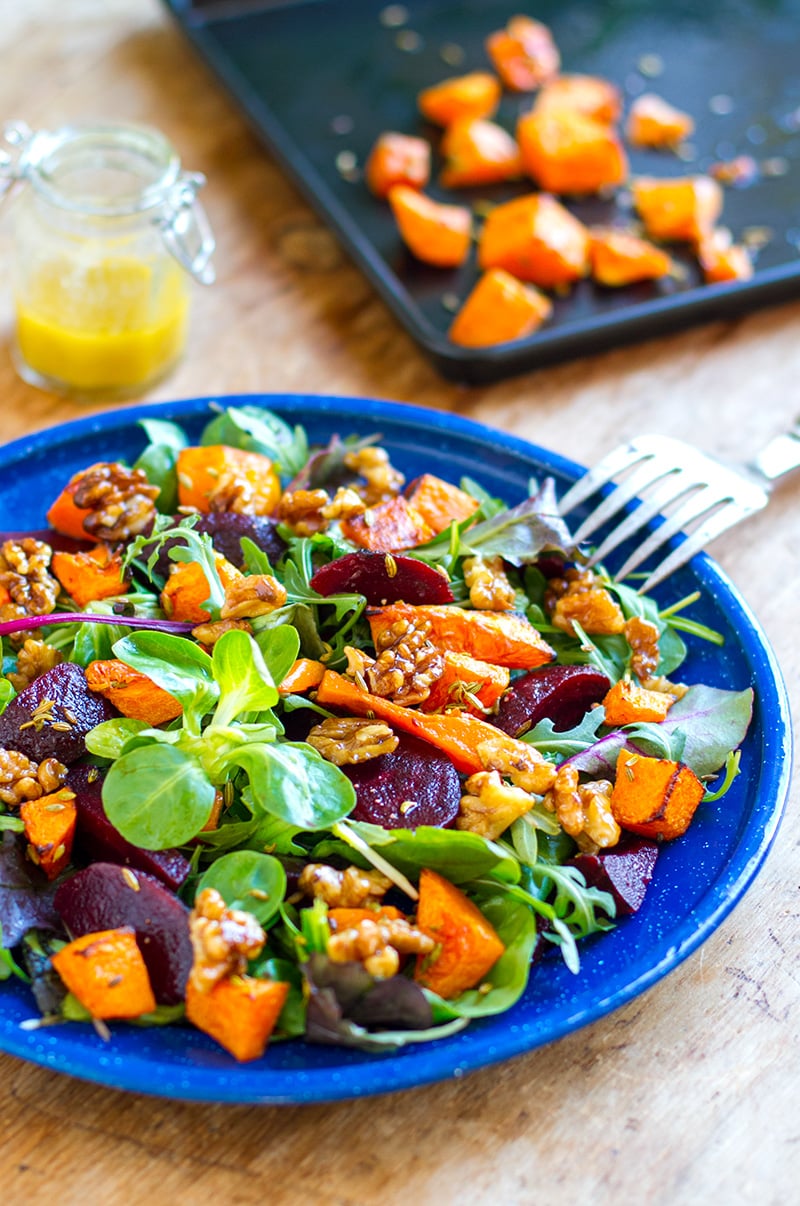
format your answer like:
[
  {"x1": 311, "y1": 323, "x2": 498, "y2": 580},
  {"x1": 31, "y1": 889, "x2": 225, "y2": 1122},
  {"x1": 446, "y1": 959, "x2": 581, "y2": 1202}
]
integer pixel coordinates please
[{"x1": 2, "y1": 121, "x2": 214, "y2": 399}]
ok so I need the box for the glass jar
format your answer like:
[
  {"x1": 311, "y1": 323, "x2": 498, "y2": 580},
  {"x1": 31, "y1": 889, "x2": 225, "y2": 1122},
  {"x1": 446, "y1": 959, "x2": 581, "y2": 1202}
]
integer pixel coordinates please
[{"x1": 0, "y1": 120, "x2": 215, "y2": 400}]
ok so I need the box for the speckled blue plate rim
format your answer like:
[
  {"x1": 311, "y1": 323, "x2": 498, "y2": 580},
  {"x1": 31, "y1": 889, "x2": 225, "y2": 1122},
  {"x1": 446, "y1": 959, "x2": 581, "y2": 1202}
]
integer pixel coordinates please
[{"x1": 0, "y1": 393, "x2": 791, "y2": 1105}]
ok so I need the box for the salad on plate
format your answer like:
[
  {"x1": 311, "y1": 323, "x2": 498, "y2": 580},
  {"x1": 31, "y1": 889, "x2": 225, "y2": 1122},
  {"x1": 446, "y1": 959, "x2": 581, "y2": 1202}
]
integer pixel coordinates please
[{"x1": 0, "y1": 404, "x2": 753, "y2": 1061}]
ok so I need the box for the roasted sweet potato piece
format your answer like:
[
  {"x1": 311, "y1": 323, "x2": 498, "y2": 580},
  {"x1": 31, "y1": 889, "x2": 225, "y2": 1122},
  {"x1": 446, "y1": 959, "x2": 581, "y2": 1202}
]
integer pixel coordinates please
[
  {"x1": 415, "y1": 869, "x2": 505, "y2": 999},
  {"x1": 339, "y1": 496, "x2": 433, "y2": 552},
  {"x1": 589, "y1": 229, "x2": 673, "y2": 286},
  {"x1": 328, "y1": 905, "x2": 404, "y2": 930},
  {"x1": 603, "y1": 679, "x2": 675, "y2": 725},
  {"x1": 51, "y1": 543, "x2": 129, "y2": 608},
  {"x1": 421, "y1": 650, "x2": 510, "y2": 716},
  {"x1": 185, "y1": 975, "x2": 289, "y2": 1062},
  {"x1": 626, "y1": 93, "x2": 694, "y2": 149},
  {"x1": 52, "y1": 926, "x2": 157, "y2": 1019},
  {"x1": 365, "y1": 131, "x2": 431, "y2": 198},
  {"x1": 696, "y1": 228, "x2": 753, "y2": 283},
  {"x1": 20, "y1": 787, "x2": 77, "y2": 881},
  {"x1": 404, "y1": 474, "x2": 479, "y2": 535},
  {"x1": 611, "y1": 749, "x2": 705, "y2": 840},
  {"x1": 315, "y1": 669, "x2": 552, "y2": 778},
  {"x1": 368, "y1": 601, "x2": 554, "y2": 669},
  {"x1": 534, "y1": 74, "x2": 622, "y2": 124},
  {"x1": 278, "y1": 657, "x2": 326, "y2": 695},
  {"x1": 449, "y1": 268, "x2": 552, "y2": 348},
  {"x1": 478, "y1": 193, "x2": 589, "y2": 288},
  {"x1": 418, "y1": 71, "x2": 501, "y2": 126},
  {"x1": 440, "y1": 118, "x2": 523, "y2": 188},
  {"x1": 85, "y1": 659, "x2": 183, "y2": 725},
  {"x1": 485, "y1": 15, "x2": 560, "y2": 92},
  {"x1": 176, "y1": 445, "x2": 281, "y2": 515},
  {"x1": 632, "y1": 175, "x2": 723, "y2": 243},
  {"x1": 387, "y1": 185, "x2": 472, "y2": 267},
  {"x1": 160, "y1": 553, "x2": 242, "y2": 623},
  {"x1": 518, "y1": 108, "x2": 628, "y2": 195}
]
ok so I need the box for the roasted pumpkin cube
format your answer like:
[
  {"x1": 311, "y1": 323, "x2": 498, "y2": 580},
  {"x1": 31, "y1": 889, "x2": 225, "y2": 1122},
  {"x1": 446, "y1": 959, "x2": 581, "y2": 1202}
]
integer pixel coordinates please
[
  {"x1": 449, "y1": 268, "x2": 552, "y2": 347},
  {"x1": 478, "y1": 193, "x2": 589, "y2": 288},
  {"x1": 632, "y1": 175, "x2": 723, "y2": 243},
  {"x1": 340, "y1": 496, "x2": 434, "y2": 552},
  {"x1": 533, "y1": 73, "x2": 622, "y2": 124},
  {"x1": 486, "y1": 15, "x2": 560, "y2": 92},
  {"x1": 626, "y1": 93, "x2": 695, "y2": 149},
  {"x1": 20, "y1": 788, "x2": 77, "y2": 881},
  {"x1": 611, "y1": 749, "x2": 705, "y2": 840},
  {"x1": 404, "y1": 473, "x2": 479, "y2": 534},
  {"x1": 160, "y1": 553, "x2": 242, "y2": 623},
  {"x1": 186, "y1": 975, "x2": 289, "y2": 1062},
  {"x1": 418, "y1": 71, "x2": 501, "y2": 126},
  {"x1": 440, "y1": 118, "x2": 523, "y2": 188},
  {"x1": 52, "y1": 927, "x2": 157, "y2": 1019},
  {"x1": 368, "y1": 602, "x2": 554, "y2": 669},
  {"x1": 388, "y1": 185, "x2": 472, "y2": 267},
  {"x1": 518, "y1": 108, "x2": 628, "y2": 195},
  {"x1": 365, "y1": 132, "x2": 431, "y2": 198},
  {"x1": 86, "y1": 659, "x2": 183, "y2": 725},
  {"x1": 696, "y1": 228, "x2": 753, "y2": 283},
  {"x1": 415, "y1": 869, "x2": 505, "y2": 999},
  {"x1": 51, "y1": 543, "x2": 129, "y2": 608},
  {"x1": 603, "y1": 679, "x2": 676, "y2": 726},
  {"x1": 421, "y1": 650, "x2": 510, "y2": 715},
  {"x1": 590, "y1": 229, "x2": 673, "y2": 286}
]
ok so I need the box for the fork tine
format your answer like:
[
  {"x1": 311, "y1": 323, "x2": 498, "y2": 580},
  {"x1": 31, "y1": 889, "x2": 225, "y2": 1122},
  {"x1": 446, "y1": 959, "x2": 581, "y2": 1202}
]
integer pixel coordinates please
[
  {"x1": 612, "y1": 484, "x2": 733, "y2": 581},
  {"x1": 638, "y1": 494, "x2": 768, "y2": 592},
  {"x1": 557, "y1": 442, "x2": 651, "y2": 517},
  {"x1": 585, "y1": 470, "x2": 706, "y2": 563},
  {"x1": 573, "y1": 461, "x2": 688, "y2": 547}
]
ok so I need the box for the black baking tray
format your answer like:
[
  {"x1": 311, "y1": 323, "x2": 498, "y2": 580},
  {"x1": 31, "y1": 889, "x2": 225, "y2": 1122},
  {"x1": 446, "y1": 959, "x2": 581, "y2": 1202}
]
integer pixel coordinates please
[{"x1": 164, "y1": 0, "x2": 800, "y2": 382}]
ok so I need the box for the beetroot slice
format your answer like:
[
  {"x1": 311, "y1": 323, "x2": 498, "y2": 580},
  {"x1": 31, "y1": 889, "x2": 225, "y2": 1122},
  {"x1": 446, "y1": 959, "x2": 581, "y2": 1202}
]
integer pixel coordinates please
[
  {"x1": 569, "y1": 837, "x2": 659, "y2": 917},
  {"x1": 0, "y1": 663, "x2": 117, "y2": 764},
  {"x1": 66, "y1": 766, "x2": 190, "y2": 893},
  {"x1": 310, "y1": 551, "x2": 454, "y2": 605},
  {"x1": 0, "y1": 529, "x2": 93, "y2": 554},
  {"x1": 149, "y1": 512, "x2": 286, "y2": 577},
  {"x1": 54, "y1": 863, "x2": 192, "y2": 1005},
  {"x1": 492, "y1": 665, "x2": 610, "y2": 737},
  {"x1": 344, "y1": 732, "x2": 461, "y2": 829}
]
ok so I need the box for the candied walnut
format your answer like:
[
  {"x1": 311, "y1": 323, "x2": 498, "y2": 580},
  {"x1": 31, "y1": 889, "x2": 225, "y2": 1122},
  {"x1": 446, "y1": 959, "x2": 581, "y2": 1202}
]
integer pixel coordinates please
[
  {"x1": 456, "y1": 770, "x2": 535, "y2": 841},
  {"x1": 0, "y1": 539, "x2": 59, "y2": 631},
  {"x1": 6, "y1": 638, "x2": 63, "y2": 692},
  {"x1": 298, "y1": 863, "x2": 391, "y2": 908},
  {"x1": 307, "y1": 716, "x2": 399, "y2": 766},
  {"x1": 343, "y1": 644, "x2": 376, "y2": 684},
  {"x1": 476, "y1": 734, "x2": 556, "y2": 795},
  {"x1": 320, "y1": 487, "x2": 367, "y2": 521},
  {"x1": 220, "y1": 574, "x2": 287, "y2": 619},
  {"x1": 624, "y1": 615, "x2": 661, "y2": 681},
  {"x1": 0, "y1": 749, "x2": 67, "y2": 806},
  {"x1": 191, "y1": 618, "x2": 253, "y2": 648},
  {"x1": 71, "y1": 463, "x2": 159, "y2": 542},
  {"x1": 366, "y1": 616, "x2": 444, "y2": 705},
  {"x1": 189, "y1": 886, "x2": 265, "y2": 994},
  {"x1": 543, "y1": 764, "x2": 619, "y2": 852},
  {"x1": 546, "y1": 568, "x2": 625, "y2": 636},
  {"x1": 344, "y1": 446, "x2": 405, "y2": 506},
  {"x1": 206, "y1": 468, "x2": 268, "y2": 515},
  {"x1": 463, "y1": 555, "x2": 516, "y2": 611},
  {"x1": 276, "y1": 488, "x2": 331, "y2": 536},
  {"x1": 327, "y1": 916, "x2": 434, "y2": 979}
]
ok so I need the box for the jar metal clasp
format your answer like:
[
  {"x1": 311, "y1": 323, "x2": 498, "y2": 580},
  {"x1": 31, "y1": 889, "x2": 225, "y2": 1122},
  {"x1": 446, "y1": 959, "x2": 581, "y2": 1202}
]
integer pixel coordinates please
[
  {"x1": 154, "y1": 171, "x2": 216, "y2": 286},
  {"x1": 0, "y1": 121, "x2": 37, "y2": 204}
]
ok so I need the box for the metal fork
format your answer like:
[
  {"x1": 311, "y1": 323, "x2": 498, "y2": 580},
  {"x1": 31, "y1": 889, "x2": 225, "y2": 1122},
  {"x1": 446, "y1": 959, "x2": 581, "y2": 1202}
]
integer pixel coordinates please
[{"x1": 556, "y1": 419, "x2": 800, "y2": 593}]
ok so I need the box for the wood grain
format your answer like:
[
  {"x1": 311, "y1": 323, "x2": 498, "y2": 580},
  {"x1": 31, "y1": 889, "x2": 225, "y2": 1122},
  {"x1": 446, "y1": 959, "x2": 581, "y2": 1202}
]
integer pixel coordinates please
[{"x1": 0, "y1": 4, "x2": 797, "y2": 1204}]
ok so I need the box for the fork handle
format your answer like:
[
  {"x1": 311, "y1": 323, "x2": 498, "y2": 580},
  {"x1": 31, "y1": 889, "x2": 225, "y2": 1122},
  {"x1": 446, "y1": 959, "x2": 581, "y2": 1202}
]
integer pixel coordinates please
[{"x1": 750, "y1": 417, "x2": 800, "y2": 483}]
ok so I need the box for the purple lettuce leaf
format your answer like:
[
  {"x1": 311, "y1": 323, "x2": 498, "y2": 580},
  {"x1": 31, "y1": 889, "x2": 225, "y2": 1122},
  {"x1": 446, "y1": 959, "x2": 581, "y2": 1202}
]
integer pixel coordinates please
[{"x1": 0, "y1": 832, "x2": 62, "y2": 948}]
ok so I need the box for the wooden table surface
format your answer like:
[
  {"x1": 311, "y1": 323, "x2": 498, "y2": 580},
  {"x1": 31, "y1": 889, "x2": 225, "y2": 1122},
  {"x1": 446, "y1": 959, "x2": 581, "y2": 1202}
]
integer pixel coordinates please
[{"x1": 0, "y1": 4, "x2": 797, "y2": 1203}]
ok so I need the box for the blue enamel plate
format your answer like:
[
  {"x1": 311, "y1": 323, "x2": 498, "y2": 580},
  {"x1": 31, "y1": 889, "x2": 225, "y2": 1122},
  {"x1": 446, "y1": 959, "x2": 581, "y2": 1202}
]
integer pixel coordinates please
[{"x1": 0, "y1": 395, "x2": 791, "y2": 1103}]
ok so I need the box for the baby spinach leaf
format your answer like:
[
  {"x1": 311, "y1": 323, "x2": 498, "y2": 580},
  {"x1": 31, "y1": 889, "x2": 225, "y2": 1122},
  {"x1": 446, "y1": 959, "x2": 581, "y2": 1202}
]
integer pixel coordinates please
[
  {"x1": 210, "y1": 629, "x2": 279, "y2": 726},
  {"x1": 197, "y1": 850, "x2": 286, "y2": 925},
  {"x1": 230, "y1": 742, "x2": 355, "y2": 830},
  {"x1": 103, "y1": 744, "x2": 217, "y2": 849},
  {"x1": 314, "y1": 823, "x2": 521, "y2": 886},
  {"x1": 113, "y1": 631, "x2": 218, "y2": 717},
  {"x1": 201, "y1": 406, "x2": 308, "y2": 477}
]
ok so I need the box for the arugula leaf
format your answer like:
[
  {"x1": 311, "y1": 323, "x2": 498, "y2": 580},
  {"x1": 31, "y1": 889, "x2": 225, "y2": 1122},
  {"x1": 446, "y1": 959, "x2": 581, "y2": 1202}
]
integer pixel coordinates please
[
  {"x1": 103, "y1": 744, "x2": 217, "y2": 849},
  {"x1": 522, "y1": 707, "x2": 607, "y2": 759},
  {"x1": 200, "y1": 406, "x2": 308, "y2": 478},
  {"x1": 197, "y1": 850, "x2": 286, "y2": 925}
]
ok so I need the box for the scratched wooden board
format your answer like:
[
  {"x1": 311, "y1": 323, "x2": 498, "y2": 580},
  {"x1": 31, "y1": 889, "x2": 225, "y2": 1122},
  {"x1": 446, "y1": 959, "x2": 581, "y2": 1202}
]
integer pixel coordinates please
[{"x1": 165, "y1": 0, "x2": 800, "y2": 380}]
